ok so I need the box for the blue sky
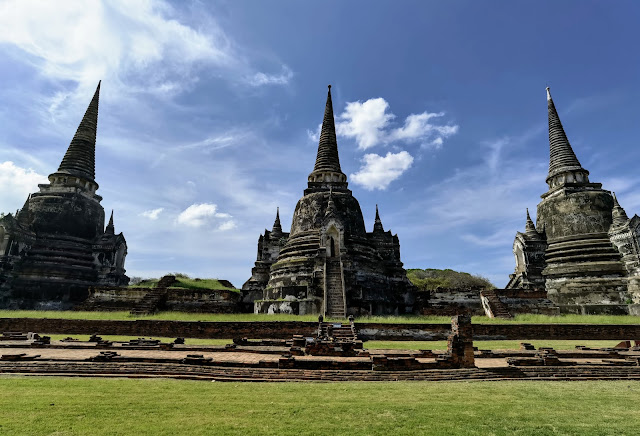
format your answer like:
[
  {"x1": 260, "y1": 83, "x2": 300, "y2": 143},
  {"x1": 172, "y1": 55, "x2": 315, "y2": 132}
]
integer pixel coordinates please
[{"x1": 0, "y1": 1, "x2": 639, "y2": 287}]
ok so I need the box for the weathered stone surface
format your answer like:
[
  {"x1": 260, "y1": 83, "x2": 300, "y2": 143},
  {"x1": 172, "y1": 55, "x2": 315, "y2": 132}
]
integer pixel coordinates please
[
  {"x1": 507, "y1": 88, "x2": 640, "y2": 314},
  {"x1": 248, "y1": 87, "x2": 416, "y2": 317},
  {"x1": 0, "y1": 83, "x2": 128, "y2": 309}
]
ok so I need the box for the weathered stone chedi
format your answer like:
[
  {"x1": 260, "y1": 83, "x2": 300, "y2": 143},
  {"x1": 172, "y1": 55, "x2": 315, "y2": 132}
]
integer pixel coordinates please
[
  {"x1": 0, "y1": 83, "x2": 129, "y2": 309},
  {"x1": 246, "y1": 86, "x2": 416, "y2": 316},
  {"x1": 507, "y1": 88, "x2": 640, "y2": 314}
]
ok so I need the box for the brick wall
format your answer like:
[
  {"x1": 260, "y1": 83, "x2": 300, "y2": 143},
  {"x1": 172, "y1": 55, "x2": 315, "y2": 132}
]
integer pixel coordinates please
[{"x1": 1, "y1": 318, "x2": 639, "y2": 340}]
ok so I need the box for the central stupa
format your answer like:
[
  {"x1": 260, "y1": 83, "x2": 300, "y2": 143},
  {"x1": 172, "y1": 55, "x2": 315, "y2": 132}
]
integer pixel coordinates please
[{"x1": 248, "y1": 86, "x2": 416, "y2": 317}]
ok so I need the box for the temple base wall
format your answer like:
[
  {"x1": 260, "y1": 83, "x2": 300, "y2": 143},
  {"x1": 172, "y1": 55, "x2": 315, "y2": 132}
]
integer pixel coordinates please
[
  {"x1": 545, "y1": 276, "x2": 634, "y2": 314},
  {"x1": 80, "y1": 287, "x2": 242, "y2": 313},
  {"x1": 254, "y1": 298, "x2": 322, "y2": 315}
]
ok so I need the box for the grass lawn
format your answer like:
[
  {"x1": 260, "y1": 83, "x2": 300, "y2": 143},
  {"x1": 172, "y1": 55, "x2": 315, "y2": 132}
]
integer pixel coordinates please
[
  {"x1": 0, "y1": 377, "x2": 638, "y2": 435},
  {"x1": 1, "y1": 310, "x2": 639, "y2": 324}
]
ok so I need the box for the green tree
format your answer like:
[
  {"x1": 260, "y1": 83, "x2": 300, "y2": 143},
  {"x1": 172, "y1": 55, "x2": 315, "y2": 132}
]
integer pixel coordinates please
[{"x1": 406, "y1": 268, "x2": 494, "y2": 290}]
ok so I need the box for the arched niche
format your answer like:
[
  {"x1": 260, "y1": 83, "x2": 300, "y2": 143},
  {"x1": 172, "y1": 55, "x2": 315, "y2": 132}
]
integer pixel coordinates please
[
  {"x1": 514, "y1": 242, "x2": 526, "y2": 273},
  {"x1": 325, "y1": 225, "x2": 340, "y2": 258},
  {"x1": 115, "y1": 244, "x2": 127, "y2": 270}
]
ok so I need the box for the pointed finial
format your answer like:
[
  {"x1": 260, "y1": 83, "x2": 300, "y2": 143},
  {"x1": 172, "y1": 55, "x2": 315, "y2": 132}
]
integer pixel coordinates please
[
  {"x1": 611, "y1": 192, "x2": 629, "y2": 227},
  {"x1": 373, "y1": 204, "x2": 384, "y2": 232},
  {"x1": 546, "y1": 86, "x2": 551, "y2": 101},
  {"x1": 328, "y1": 84, "x2": 331, "y2": 91},
  {"x1": 56, "y1": 81, "x2": 101, "y2": 183},
  {"x1": 524, "y1": 208, "x2": 540, "y2": 239},
  {"x1": 272, "y1": 207, "x2": 283, "y2": 236},
  {"x1": 105, "y1": 209, "x2": 115, "y2": 234}
]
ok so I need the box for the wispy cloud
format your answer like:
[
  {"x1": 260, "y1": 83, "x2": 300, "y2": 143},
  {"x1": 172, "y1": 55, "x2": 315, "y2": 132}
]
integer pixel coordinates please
[
  {"x1": 388, "y1": 112, "x2": 459, "y2": 149},
  {"x1": 0, "y1": 0, "x2": 233, "y2": 101},
  {"x1": 178, "y1": 131, "x2": 252, "y2": 153},
  {"x1": 140, "y1": 208, "x2": 164, "y2": 220},
  {"x1": 307, "y1": 123, "x2": 322, "y2": 143},
  {"x1": 421, "y1": 137, "x2": 546, "y2": 232},
  {"x1": 247, "y1": 65, "x2": 293, "y2": 87}
]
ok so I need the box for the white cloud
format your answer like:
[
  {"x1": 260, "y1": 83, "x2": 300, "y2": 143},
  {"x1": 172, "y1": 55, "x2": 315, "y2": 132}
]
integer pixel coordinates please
[
  {"x1": 0, "y1": 161, "x2": 48, "y2": 213},
  {"x1": 247, "y1": 66, "x2": 293, "y2": 87},
  {"x1": 140, "y1": 208, "x2": 164, "y2": 220},
  {"x1": 350, "y1": 151, "x2": 414, "y2": 191},
  {"x1": 336, "y1": 98, "x2": 394, "y2": 150},
  {"x1": 176, "y1": 203, "x2": 233, "y2": 228},
  {"x1": 218, "y1": 220, "x2": 237, "y2": 231},
  {"x1": 334, "y1": 97, "x2": 458, "y2": 151}
]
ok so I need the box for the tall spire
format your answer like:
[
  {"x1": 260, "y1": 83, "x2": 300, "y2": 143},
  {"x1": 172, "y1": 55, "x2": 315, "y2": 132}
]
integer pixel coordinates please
[
  {"x1": 313, "y1": 85, "x2": 342, "y2": 173},
  {"x1": 611, "y1": 193, "x2": 629, "y2": 227},
  {"x1": 546, "y1": 87, "x2": 588, "y2": 185},
  {"x1": 105, "y1": 209, "x2": 115, "y2": 234},
  {"x1": 56, "y1": 81, "x2": 101, "y2": 182},
  {"x1": 271, "y1": 207, "x2": 283, "y2": 237},
  {"x1": 373, "y1": 204, "x2": 384, "y2": 232}
]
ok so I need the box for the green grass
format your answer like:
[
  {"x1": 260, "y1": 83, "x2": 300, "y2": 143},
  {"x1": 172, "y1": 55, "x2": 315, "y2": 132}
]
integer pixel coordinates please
[
  {"x1": 0, "y1": 377, "x2": 639, "y2": 435},
  {"x1": 1, "y1": 310, "x2": 639, "y2": 324},
  {"x1": 132, "y1": 277, "x2": 238, "y2": 292}
]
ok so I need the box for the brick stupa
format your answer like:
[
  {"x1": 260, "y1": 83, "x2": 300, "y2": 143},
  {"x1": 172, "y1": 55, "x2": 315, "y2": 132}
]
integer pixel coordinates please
[{"x1": 246, "y1": 86, "x2": 416, "y2": 317}]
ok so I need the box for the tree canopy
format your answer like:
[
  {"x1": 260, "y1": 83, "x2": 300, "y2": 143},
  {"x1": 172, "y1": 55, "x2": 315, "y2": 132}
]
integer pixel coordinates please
[{"x1": 407, "y1": 268, "x2": 494, "y2": 291}]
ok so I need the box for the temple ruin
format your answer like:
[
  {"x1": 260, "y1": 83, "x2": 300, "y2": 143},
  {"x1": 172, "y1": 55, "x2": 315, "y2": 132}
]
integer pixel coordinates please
[
  {"x1": 507, "y1": 87, "x2": 640, "y2": 315},
  {"x1": 246, "y1": 86, "x2": 416, "y2": 316},
  {"x1": 0, "y1": 82, "x2": 129, "y2": 309}
]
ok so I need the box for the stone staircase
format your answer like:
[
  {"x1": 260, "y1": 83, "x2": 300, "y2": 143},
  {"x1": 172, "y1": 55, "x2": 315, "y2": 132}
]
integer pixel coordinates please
[
  {"x1": 318, "y1": 318, "x2": 358, "y2": 341},
  {"x1": 325, "y1": 259, "x2": 345, "y2": 318},
  {"x1": 480, "y1": 289, "x2": 512, "y2": 319},
  {"x1": 129, "y1": 288, "x2": 167, "y2": 316},
  {"x1": 129, "y1": 275, "x2": 175, "y2": 316}
]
